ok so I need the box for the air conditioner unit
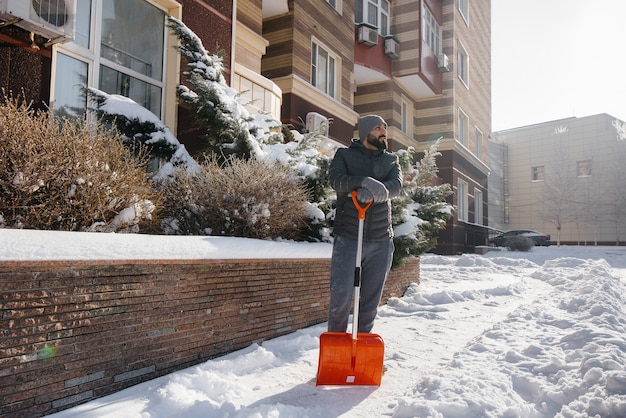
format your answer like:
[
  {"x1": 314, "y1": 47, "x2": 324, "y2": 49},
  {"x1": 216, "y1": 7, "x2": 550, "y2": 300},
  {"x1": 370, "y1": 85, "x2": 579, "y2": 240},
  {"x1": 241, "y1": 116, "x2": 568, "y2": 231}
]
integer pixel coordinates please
[
  {"x1": 384, "y1": 36, "x2": 400, "y2": 59},
  {"x1": 436, "y1": 53, "x2": 450, "y2": 72},
  {"x1": 357, "y1": 25, "x2": 378, "y2": 47},
  {"x1": 0, "y1": 0, "x2": 76, "y2": 45},
  {"x1": 306, "y1": 112, "x2": 329, "y2": 136}
]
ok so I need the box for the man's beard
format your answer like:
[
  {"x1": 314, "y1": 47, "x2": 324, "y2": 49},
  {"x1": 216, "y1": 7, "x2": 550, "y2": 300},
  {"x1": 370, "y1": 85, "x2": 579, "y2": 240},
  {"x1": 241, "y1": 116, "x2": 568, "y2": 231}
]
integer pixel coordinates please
[{"x1": 366, "y1": 133, "x2": 388, "y2": 150}]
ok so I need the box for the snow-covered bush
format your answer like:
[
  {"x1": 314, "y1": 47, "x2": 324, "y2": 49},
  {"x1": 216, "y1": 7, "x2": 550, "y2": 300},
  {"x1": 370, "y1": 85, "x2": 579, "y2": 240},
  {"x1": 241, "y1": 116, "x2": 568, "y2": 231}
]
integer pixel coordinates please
[
  {"x1": 0, "y1": 94, "x2": 158, "y2": 232},
  {"x1": 159, "y1": 157, "x2": 310, "y2": 240}
]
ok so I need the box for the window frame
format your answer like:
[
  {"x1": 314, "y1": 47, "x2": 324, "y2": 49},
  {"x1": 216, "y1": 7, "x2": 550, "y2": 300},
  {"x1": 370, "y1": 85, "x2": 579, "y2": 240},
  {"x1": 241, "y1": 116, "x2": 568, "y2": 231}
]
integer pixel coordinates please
[
  {"x1": 311, "y1": 41, "x2": 338, "y2": 99},
  {"x1": 474, "y1": 188, "x2": 483, "y2": 225},
  {"x1": 577, "y1": 160, "x2": 592, "y2": 177},
  {"x1": 531, "y1": 166, "x2": 545, "y2": 182},
  {"x1": 458, "y1": 107, "x2": 469, "y2": 146},
  {"x1": 457, "y1": 179, "x2": 469, "y2": 222},
  {"x1": 422, "y1": 3, "x2": 441, "y2": 55},
  {"x1": 355, "y1": 0, "x2": 390, "y2": 36},
  {"x1": 474, "y1": 126, "x2": 483, "y2": 158},
  {"x1": 52, "y1": 0, "x2": 172, "y2": 119},
  {"x1": 458, "y1": 0, "x2": 469, "y2": 25},
  {"x1": 325, "y1": 0, "x2": 342, "y2": 13},
  {"x1": 401, "y1": 96, "x2": 413, "y2": 136},
  {"x1": 457, "y1": 39, "x2": 469, "y2": 87}
]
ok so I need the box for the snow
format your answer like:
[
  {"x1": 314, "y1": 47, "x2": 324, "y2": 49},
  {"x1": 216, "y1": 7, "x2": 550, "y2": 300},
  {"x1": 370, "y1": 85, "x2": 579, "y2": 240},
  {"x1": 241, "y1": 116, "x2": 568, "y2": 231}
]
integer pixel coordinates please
[
  {"x1": 0, "y1": 229, "x2": 331, "y2": 260},
  {"x1": 1, "y1": 231, "x2": 621, "y2": 418}
]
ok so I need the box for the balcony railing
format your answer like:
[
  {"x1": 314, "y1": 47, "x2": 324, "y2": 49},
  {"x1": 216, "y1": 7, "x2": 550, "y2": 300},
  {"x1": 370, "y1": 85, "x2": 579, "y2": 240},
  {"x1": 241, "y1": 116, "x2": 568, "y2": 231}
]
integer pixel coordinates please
[{"x1": 233, "y1": 63, "x2": 282, "y2": 120}]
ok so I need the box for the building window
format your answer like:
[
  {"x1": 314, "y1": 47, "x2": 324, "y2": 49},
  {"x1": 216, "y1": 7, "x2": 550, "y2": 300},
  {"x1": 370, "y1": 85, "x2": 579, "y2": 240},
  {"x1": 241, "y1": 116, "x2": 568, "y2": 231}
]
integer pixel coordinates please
[
  {"x1": 422, "y1": 3, "x2": 441, "y2": 55},
  {"x1": 53, "y1": 0, "x2": 169, "y2": 118},
  {"x1": 474, "y1": 127, "x2": 483, "y2": 158},
  {"x1": 326, "y1": 0, "x2": 341, "y2": 12},
  {"x1": 54, "y1": 52, "x2": 90, "y2": 117},
  {"x1": 531, "y1": 166, "x2": 545, "y2": 181},
  {"x1": 458, "y1": 108, "x2": 469, "y2": 146},
  {"x1": 577, "y1": 160, "x2": 592, "y2": 177},
  {"x1": 457, "y1": 40, "x2": 469, "y2": 87},
  {"x1": 458, "y1": 0, "x2": 469, "y2": 24},
  {"x1": 457, "y1": 179, "x2": 468, "y2": 221},
  {"x1": 401, "y1": 96, "x2": 413, "y2": 136},
  {"x1": 355, "y1": 0, "x2": 390, "y2": 36},
  {"x1": 74, "y1": 0, "x2": 92, "y2": 49},
  {"x1": 312, "y1": 42, "x2": 337, "y2": 99},
  {"x1": 474, "y1": 188, "x2": 483, "y2": 225}
]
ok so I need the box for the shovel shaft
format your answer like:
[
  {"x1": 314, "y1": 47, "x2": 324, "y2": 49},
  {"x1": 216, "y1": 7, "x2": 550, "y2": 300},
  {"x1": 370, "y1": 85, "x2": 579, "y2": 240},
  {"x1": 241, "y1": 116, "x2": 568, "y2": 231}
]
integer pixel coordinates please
[{"x1": 351, "y1": 194, "x2": 371, "y2": 340}]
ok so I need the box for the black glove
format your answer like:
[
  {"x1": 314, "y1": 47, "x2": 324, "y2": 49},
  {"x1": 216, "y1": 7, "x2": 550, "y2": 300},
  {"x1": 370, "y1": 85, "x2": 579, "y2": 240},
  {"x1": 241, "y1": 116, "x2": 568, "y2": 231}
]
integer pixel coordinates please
[
  {"x1": 355, "y1": 187, "x2": 373, "y2": 204},
  {"x1": 361, "y1": 177, "x2": 389, "y2": 202}
]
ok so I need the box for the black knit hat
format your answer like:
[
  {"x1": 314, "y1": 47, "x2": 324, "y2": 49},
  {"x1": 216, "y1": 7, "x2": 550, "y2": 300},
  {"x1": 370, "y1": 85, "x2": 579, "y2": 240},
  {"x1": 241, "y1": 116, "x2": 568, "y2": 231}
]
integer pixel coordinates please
[{"x1": 358, "y1": 115, "x2": 386, "y2": 140}]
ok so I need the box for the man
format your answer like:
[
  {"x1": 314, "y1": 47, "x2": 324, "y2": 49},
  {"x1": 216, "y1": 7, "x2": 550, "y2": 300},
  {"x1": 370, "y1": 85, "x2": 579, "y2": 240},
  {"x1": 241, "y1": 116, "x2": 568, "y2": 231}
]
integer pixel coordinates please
[{"x1": 327, "y1": 114, "x2": 402, "y2": 333}]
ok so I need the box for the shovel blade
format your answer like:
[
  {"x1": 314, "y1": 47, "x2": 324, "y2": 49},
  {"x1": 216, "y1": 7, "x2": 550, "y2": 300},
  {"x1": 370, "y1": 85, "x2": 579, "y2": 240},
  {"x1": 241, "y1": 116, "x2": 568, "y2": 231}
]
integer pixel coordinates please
[{"x1": 316, "y1": 331, "x2": 384, "y2": 386}]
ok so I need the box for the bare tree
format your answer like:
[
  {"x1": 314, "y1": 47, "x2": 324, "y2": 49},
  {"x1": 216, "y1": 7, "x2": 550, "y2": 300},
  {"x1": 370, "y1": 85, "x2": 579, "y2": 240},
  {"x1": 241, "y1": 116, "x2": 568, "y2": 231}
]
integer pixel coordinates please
[{"x1": 540, "y1": 126, "x2": 578, "y2": 245}]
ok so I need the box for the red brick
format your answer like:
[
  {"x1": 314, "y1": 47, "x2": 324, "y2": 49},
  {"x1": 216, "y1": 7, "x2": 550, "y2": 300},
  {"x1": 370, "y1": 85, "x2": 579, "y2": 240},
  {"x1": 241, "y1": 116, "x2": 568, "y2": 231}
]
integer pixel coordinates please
[{"x1": 0, "y1": 257, "x2": 418, "y2": 416}]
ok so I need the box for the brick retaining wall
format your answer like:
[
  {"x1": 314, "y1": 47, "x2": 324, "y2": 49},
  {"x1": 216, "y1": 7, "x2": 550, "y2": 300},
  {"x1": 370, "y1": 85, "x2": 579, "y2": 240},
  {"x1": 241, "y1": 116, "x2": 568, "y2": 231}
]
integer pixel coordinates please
[{"x1": 0, "y1": 257, "x2": 419, "y2": 417}]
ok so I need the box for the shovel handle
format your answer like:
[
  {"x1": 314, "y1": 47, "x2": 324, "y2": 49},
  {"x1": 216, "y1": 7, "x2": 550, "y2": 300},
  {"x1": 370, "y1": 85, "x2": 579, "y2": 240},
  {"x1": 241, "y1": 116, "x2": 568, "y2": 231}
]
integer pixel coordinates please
[{"x1": 352, "y1": 193, "x2": 373, "y2": 220}]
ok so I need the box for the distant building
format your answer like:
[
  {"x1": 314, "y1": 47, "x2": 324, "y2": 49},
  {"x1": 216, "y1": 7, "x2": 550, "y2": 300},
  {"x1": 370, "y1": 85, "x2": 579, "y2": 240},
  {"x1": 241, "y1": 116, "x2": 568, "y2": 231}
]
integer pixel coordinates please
[
  {"x1": 490, "y1": 114, "x2": 626, "y2": 245},
  {"x1": 1, "y1": 0, "x2": 492, "y2": 254}
]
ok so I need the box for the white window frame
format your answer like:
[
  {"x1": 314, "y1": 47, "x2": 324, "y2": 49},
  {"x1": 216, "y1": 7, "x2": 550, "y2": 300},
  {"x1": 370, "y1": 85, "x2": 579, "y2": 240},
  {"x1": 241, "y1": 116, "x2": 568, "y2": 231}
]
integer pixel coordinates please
[
  {"x1": 458, "y1": 0, "x2": 469, "y2": 25},
  {"x1": 474, "y1": 126, "x2": 483, "y2": 158},
  {"x1": 422, "y1": 3, "x2": 441, "y2": 55},
  {"x1": 52, "y1": 0, "x2": 174, "y2": 120},
  {"x1": 311, "y1": 41, "x2": 338, "y2": 99},
  {"x1": 474, "y1": 188, "x2": 483, "y2": 225},
  {"x1": 458, "y1": 107, "x2": 469, "y2": 146},
  {"x1": 577, "y1": 160, "x2": 592, "y2": 177},
  {"x1": 531, "y1": 166, "x2": 545, "y2": 182},
  {"x1": 325, "y1": 0, "x2": 342, "y2": 13},
  {"x1": 457, "y1": 39, "x2": 469, "y2": 88},
  {"x1": 457, "y1": 179, "x2": 469, "y2": 222},
  {"x1": 355, "y1": 0, "x2": 390, "y2": 36},
  {"x1": 401, "y1": 96, "x2": 413, "y2": 136}
]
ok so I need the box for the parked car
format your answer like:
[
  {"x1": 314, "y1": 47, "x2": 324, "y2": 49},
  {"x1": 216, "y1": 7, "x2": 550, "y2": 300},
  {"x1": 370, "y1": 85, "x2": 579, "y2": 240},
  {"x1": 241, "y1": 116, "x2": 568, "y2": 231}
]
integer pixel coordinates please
[{"x1": 489, "y1": 230, "x2": 551, "y2": 247}]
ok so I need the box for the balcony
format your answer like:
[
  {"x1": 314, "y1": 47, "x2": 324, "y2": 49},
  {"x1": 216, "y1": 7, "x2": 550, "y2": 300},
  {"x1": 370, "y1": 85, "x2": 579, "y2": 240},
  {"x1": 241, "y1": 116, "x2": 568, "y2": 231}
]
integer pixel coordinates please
[
  {"x1": 354, "y1": 23, "x2": 392, "y2": 85},
  {"x1": 233, "y1": 63, "x2": 282, "y2": 120}
]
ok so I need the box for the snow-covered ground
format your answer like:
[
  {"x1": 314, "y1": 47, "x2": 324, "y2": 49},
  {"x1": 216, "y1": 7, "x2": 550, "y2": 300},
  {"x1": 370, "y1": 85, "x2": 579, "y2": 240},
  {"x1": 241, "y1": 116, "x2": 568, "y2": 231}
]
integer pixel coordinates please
[{"x1": 2, "y1": 230, "x2": 626, "y2": 417}]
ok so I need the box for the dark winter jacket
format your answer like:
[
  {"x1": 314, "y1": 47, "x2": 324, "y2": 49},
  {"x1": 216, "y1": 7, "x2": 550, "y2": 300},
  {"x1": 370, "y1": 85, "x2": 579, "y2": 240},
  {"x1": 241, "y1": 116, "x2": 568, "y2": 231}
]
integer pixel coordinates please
[{"x1": 329, "y1": 139, "x2": 402, "y2": 241}]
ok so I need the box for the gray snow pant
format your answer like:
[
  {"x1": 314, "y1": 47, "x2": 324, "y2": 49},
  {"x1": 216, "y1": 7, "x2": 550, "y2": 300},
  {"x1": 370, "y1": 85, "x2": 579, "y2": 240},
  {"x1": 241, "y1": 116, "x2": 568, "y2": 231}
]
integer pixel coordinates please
[{"x1": 327, "y1": 234, "x2": 394, "y2": 333}]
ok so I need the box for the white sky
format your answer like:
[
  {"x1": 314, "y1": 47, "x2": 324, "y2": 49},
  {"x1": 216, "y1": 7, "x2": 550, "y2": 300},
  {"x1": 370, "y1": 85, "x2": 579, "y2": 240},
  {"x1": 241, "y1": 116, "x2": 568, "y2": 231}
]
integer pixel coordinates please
[{"x1": 491, "y1": 0, "x2": 626, "y2": 131}]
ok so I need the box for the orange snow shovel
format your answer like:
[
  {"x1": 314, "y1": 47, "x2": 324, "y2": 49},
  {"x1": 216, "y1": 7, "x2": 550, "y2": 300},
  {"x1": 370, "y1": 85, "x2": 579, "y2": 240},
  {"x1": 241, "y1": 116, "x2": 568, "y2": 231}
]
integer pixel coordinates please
[{"x1": 316, "y1": 193, "x2": 384, "y2": 386}]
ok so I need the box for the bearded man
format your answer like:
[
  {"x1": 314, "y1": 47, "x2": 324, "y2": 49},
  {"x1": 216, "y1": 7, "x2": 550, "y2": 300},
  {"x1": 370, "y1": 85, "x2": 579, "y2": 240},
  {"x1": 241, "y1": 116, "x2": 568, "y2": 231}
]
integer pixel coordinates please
[{"x1": 326, "y1": 115, "x2": 403, "y2": 333}]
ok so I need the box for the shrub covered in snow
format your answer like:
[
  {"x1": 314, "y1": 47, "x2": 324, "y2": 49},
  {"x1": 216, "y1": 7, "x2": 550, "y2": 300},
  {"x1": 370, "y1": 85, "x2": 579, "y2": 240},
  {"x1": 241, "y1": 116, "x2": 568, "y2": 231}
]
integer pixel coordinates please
[
  {"x1": 159, "y1": 157, "x2": 310, "y2": 240},
  {"x1": 0, "y1": 95, "x2": 158, "y2": 232}
]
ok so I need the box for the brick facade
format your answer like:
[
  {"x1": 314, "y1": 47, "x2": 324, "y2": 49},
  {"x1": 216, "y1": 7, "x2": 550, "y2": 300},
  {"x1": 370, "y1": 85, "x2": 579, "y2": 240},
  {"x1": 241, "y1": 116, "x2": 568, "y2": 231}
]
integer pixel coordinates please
[{"x1": 0, "y1": 256, "x2": 419, "y2": 417}]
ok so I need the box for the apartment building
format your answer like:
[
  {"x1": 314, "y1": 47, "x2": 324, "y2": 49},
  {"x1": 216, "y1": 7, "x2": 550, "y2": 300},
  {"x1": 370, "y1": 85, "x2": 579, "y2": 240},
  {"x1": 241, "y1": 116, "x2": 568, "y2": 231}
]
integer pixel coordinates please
[
  {"x1": 260, "y1": 0, "x2": 491, "y2": 254},
  {"x1": 489, "y1": 114, "x2": 626, "y2": 246},
  {"x1": 0, "y1": 0, "x2": 491, "y2": 254}
]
